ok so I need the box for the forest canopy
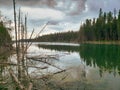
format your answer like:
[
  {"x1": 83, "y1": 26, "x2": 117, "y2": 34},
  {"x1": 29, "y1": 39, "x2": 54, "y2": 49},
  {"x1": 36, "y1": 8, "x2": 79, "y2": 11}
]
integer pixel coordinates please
[{"x1": 79, "y1": 8, "x2": 120, "y2": 41}]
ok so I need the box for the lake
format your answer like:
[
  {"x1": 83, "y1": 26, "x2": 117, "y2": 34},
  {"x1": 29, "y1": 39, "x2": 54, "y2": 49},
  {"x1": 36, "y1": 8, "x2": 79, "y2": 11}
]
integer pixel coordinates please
[{"x1": 0, "y1": 42, "x2": 120, "y2": 90}]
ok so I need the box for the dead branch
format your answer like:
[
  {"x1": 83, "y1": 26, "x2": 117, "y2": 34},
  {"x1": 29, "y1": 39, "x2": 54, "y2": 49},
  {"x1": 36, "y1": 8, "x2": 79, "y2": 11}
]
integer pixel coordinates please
[
  {"x1": 0, "y1": 62, "x2": 48, "y2": 69},
  {"x1": 27, "y1": 54, "x2": 59, "y2": 60},
  {"x1": 53, "y1": 70, "x2": 66, "y2": 75},
  {"x1": 36, "y1": 22, "x2": 49, "y2": 38},
  {"x1": 0, "y1": 62, "x2": 17, "y2": 66},
  {"x1": 27, "y1": 57, "x2": 62, "y2": 70},
  {"x1": 28, "y1": 82, "x2": 33, "y2": 90},
  {"x1": 35, "y1": 69, "x2": 66, "y2": 80},
  {"x1": 26, "y1": 22, "x2": 49, "y2": 50},
  {"x1": 9, "y1": 68, "x2": 26, "y2": 90},
  {"x1": 0, "y1": 81, "x2": 7, "y2": 84},
  {"x1": 24, "y1": 29, "x2": 35, "y2": 54}
]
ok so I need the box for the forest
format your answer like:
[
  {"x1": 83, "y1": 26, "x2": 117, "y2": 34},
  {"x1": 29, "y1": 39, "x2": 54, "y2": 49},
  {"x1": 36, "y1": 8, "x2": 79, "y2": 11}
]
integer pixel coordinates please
[
  {"x1": 35, "y1": 31, "x2": 79, "y2": 43},
  {"x1": 79, "y1": 8, "x2": 120, "y2": 41},
  {"x1": 0, "y1": 21, "x2": 11, "y2": 46},
  {"x1": 35, "y1": 9, "x2": 120, "y2": 43}
]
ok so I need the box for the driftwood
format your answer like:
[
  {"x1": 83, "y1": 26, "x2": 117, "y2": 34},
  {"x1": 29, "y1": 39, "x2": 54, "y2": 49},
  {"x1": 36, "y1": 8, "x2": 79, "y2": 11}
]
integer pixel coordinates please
[
  {"x1": 35, "y1": 69, "x2": 66, "y2": 80},
  {"x1": 27, "y1": 57, "x2": 62, "y2": 70},
  {"x1": 9, "y1": 69, "x2": 26, "y2": 90},
  {"x1": 28, "y1": 82, "x2": 33, "y2": 90},
  {"x1": 27, "y1": 54, "x2": 59, "y2": 62},
  {"x1": 0, "y1": 62, "x2": 48, "y2": 69},
  {"x1": 0, "y1": 62, "x2": 17, "y2": 66},
  {"x1": 9, "y1": 68, "x2": 33, "y2": 90},
  {"x1": 0, "y1": 81, "x2": 7, "y2": 84},
  {"x1": 53, "y1": 70, "x2": 66, "y2": 75}
]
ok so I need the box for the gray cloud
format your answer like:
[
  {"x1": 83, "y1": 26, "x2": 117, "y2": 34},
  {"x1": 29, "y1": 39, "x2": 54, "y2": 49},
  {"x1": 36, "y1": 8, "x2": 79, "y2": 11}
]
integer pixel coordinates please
[
  {"x1": 55, "y1": 0, "x2": 87, "y2": 15},
  {"x1": 0, "y1": 0, "x2": 13, "y2": 7},
  {"x1": 87, "y1": 0, "x2": 120, "y2": 12},
  {"x1": 18, "y1": 0, "x2": 57, "y2": 8},
  {"x1": 0, "y1": 0, "x2": 56, "y2": 7},
  {"x1": 1, "y1": 0, "x2": 120, "y2": 15},
  {"x1": 1, "y1": 0, "x2": 120, "y2": 33},
  {"x1": 0, "y1": 0, "x2": 87, "y2": 16},
  {"x1": 48, "y1": 21, "x2": 59, "y2": 25}
]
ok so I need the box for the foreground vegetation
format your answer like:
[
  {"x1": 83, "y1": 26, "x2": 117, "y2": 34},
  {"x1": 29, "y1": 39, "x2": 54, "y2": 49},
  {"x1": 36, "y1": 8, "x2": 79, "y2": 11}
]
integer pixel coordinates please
[
  {"x1": 0, "y1": 0, "x2": 67, "y2": 90},
  {"x1": 0, "y1": 21, "x2": 11, "y2": 46}
]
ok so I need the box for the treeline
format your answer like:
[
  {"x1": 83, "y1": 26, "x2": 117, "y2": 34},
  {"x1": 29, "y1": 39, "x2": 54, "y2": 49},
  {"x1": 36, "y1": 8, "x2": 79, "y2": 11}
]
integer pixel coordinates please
[
  {"x1": 79, "y1": 8, "x2": 120, "y2": 41},
  {"x1": 35, "y1": 31, "x2": 79, "y2": 43},
  {"x1": 35, "y1": 8, "x2": 120, "y2": 43},
  {"x1": 0, "y1": 21, "x2": 11, "y2": 46}
]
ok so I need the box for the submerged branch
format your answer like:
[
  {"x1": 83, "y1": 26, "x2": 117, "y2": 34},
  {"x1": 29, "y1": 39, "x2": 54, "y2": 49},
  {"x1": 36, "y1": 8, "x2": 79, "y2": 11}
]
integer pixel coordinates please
[
  {"x1": 35, "y1": 69, "x2": 66, "y2": 80},
  {"x1": 27, "y1": 56, "x2": 62, "y2": 70}
]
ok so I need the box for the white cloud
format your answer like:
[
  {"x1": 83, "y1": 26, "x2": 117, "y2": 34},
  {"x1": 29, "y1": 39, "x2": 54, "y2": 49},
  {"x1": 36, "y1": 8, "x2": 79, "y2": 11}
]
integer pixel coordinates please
[
  {"x1": 21, "y1": 7, "x2": 65, "y2": 21},
  {"x1": 1, "y1": 0, "x2": 120, "y2": 38},
  {"x1": 0, "y1": 8, "x2": 14, "y2": 20},
  {"x1": 35, "y1": 26, "x2": 59, "y2": 36},
  {"x1": 34, "y1": 21, "x2": 80, "y2": 36},
  {"x1": 61, "y1": 22, "x2": 80, "y2": 32}
]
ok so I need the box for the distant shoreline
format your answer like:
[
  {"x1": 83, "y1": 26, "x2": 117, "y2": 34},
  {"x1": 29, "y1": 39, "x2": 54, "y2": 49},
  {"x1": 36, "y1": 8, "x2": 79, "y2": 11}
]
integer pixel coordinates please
[
  {"x1": 81, "y1": 41, "x2": 120, "y2": 45},
  {"x1": 12, "y1": 40, "x2": 120, "y2": 45}
]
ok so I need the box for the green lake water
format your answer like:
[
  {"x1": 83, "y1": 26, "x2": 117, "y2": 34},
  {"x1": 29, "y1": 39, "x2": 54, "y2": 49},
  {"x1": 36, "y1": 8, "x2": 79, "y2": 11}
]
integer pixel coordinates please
[
  {"x1": 37, "y1": 43, "x2": 120, "y2": 90},
  {"x1": 0, "y1": 42, "x2": 120, "y2": 90}
]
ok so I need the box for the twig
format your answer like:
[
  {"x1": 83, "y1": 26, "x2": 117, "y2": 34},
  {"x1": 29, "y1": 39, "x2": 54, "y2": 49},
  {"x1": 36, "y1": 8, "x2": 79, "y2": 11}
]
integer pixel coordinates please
[
  {"x1": 26, "y1": 22, "x2": 49, "y2": 50},
  {"x1": 35, "y1": 69, "x2": 66, "y2": 80},
  {"x1": 24, "y1": 28, "x2": 35, "y2": 53},
  {"x1": 36, "y1": 22, "x2": 49, "y2": 38},
  {"x1": 27, "y1": 57, "x2": 63, "y2": 70}
]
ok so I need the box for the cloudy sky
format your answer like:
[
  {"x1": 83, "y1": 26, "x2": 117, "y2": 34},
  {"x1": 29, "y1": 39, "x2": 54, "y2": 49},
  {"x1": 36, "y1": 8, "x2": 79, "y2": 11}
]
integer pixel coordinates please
[{"x1": 0, "y1": 0, "x2": 120, "y2": 36}]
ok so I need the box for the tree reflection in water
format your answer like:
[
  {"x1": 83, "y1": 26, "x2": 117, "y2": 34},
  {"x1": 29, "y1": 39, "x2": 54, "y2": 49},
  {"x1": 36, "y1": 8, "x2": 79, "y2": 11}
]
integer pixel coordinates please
[
  {"x1": 38, "y1": 43, "x2": 120, "y2": 90},
  {"x1": 1, "y1": 43, "x2": 120, "y2": 90},
  {"x1": 38, "y1": 44, "x2": 120, "y2": 77},
  {"x1": 79, "y1": 44, "x2": 120, "y2": 77}
]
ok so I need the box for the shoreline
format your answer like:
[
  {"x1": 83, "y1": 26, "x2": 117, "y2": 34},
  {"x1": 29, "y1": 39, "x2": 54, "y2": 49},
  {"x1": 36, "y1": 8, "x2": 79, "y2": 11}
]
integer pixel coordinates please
[
  {"x1": 13, "y1": 40, "x2": 120, "y2": 45},
  {"x1": 81, "y1": 41, "x2": 120, "y2": 45}
]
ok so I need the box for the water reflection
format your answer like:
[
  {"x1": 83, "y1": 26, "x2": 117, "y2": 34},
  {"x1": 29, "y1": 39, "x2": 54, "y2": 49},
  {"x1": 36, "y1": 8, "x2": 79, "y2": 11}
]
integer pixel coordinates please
[
  {"x1": 37, "y1": 43, "x2": 120, "y2": 90},
  {"x1": 79, "y1": 44, "x2": 120, "y2": 76},
  {"x1": 1, "y1": 43, "x2": 120, "y2": 90},
  {"x1": 38, "y1": 43, "x2": 120, "y2": 76},
  {"x1": 37, "y1": 44, "x2": 80, "y2": 52}
]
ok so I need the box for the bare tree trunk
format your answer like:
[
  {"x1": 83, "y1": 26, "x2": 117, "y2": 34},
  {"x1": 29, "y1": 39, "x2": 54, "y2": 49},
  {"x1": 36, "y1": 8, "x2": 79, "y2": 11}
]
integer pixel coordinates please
[
  {"x1": 13, "y1": 0, "x2": 22, "y2": 79},
  {"x1": 13, "y1": 0, "x2": 18, "y2": 52},
  {"x1": 18, "y1": 8, "x2": 22, "y2": 79},
  {"x1": 18, "y1": 8, "x2": 21, "y2": 44},
  {"x1": 25, "y1": 15, "x2": 27, "y2": 41}
]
